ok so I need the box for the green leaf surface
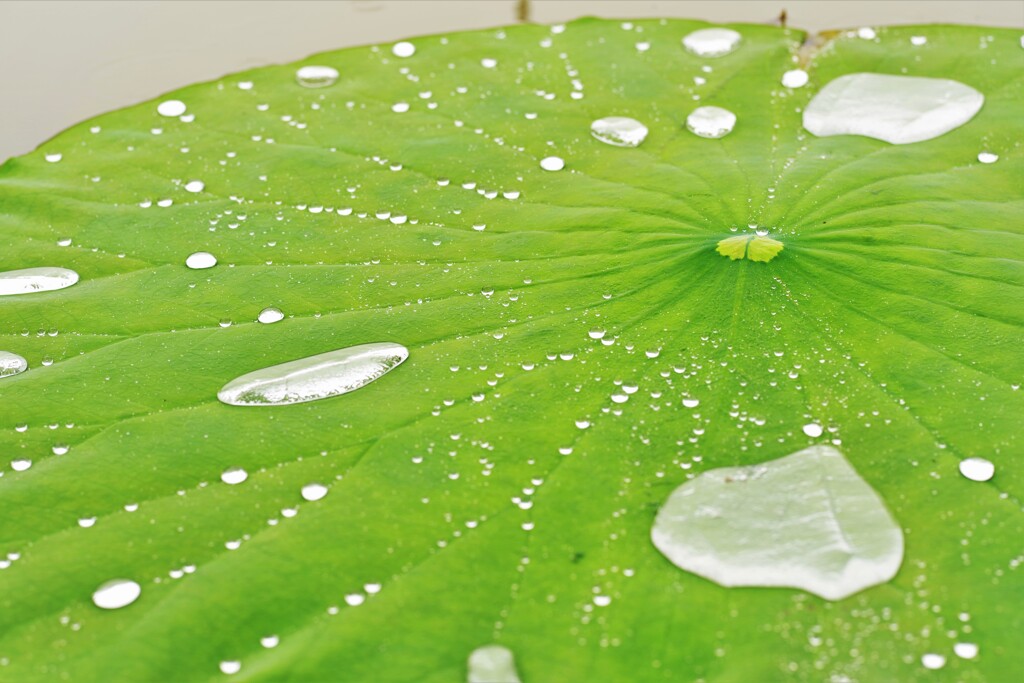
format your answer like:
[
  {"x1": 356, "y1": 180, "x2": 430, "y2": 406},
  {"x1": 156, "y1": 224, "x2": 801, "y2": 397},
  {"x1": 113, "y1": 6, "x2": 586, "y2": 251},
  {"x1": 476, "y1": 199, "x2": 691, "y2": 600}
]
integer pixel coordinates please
[{"x1": 1, "y1": 17, "x2": 1021, "y2": 683}]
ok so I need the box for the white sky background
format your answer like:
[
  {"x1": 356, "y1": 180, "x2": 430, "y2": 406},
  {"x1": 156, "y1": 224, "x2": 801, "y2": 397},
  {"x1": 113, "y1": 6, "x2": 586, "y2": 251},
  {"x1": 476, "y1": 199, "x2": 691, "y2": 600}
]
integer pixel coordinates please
[{"x1": 0, "y1": 0, "x2": 1021, "y2": 161}]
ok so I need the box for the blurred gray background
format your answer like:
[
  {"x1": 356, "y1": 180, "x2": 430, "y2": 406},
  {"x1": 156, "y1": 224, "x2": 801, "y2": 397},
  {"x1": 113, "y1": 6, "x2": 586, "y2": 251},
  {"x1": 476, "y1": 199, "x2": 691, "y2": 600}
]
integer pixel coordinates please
[{"x1": 1, "y1": 0, "x2": 1021, "y2": 162}]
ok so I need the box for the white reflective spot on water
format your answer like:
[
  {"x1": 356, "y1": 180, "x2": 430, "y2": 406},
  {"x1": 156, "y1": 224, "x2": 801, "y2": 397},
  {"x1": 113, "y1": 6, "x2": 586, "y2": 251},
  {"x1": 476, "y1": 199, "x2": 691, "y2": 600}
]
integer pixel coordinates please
[
  {"x1": 958, "y1": 457, "x2": 994, "y2": 482},
  {"x1": 392, "y1": 41, "x2": 416, "y2": 58},
  {"x1": 911, "y1": 35, "x2": 928, "y2": 46},
  {"x1": 651, "y1": 445, "x2": 904, "y2": 601},
  {"x1": 219, "y1": 661, "x2": 241, "y2": 675},
  {"x1": 157, "y1": 100, "x2": 186, "y2": 117},
  {"x1": 781, "y1": 69, "x2": 809, "y2": 88},
  {"x1": 295, "y1": 65, "x2": 339, "y2": 88},
  {"x1": 467, "y1": 644, "x2": 520, "y2": 683},
  {"x1": 260, "y1": 635, "x2": 279, "y2": 649},
  {"x1": 921, "y1": 653, "x2": 946, "y2": 670},
  {"x1": 0, "y1": 351, "x2": 28, "y2": 379},
  {"x1": 481, "y1": 58, "x2": 498, "y2": 68},
  {"x1": 184, "y1": 180, "x2": 205, "y2": 193},
  {"x1": 682, "y1": 28, "x2": 741, "y2": 57},
  {"x1": 540, "y1": 156, "x2": 565, "y2": 171},
  {"x1": 221, "y1": 468, "x2": 248, "y2": 485},
  {"x1": 257, "y1": 307, "x2": 285, "y2": 324},
  {"x1": 803, "y1": 73, "x2": 984, "y2": 144},
  {"x1": 590, "y1": 116, "x2": 648, "y2": 147},
  {"x1": 45, "y1": 153, "x2": 62, "y2": 163},
  {"x1": 392, "y1": 102, "x2": 410, "y2": 113},
  {"x1": 218, "y1": 342, "x2": 408, "y2": 407},
  {"x1": 686, "y1": 106, "x2": 736, "y2": 138},
  {"x1": 954, "y1": 642, "x2": 978, "y2": 659},
  {"x1": 802, "y1": 423, "x2": 824, "y2": 438},
  {"x1": 11, "y1": 459, "x2": 31, "y2": 472},
  {"x1": 185, "y1": 252, "x2": 217, "y2": 270},
  {"x1": 92, "y1": 579, "x2": 141, "y2": 609},
  {"x1": 301, "y1": 483, "x2": 328, "y2": 502},
  {"x1": 977, "y1": 152, "x2": 999, "y2": 164},
  {"x1": 0, "y1": 267, "x2": 79, "y2": 296}
]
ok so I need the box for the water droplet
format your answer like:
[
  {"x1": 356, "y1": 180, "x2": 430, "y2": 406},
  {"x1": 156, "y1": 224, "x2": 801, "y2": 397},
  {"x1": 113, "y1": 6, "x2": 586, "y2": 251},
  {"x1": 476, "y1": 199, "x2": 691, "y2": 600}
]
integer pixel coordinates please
[
  {"x1": 45, "y1": 153, "x2": 62, "y2": 163},
  {"x1": 0, "y1": 351, "x2": 28, "y2": 379},
  {"x1": 392, "y1": 102, "x2": 410, "y2": 113},
  {"x1": 590, "y1": 116, "x2": 648, "y2": 147},
  {"x1": 911, "y1": 35, "x2": 928, "y2": 46},
  {"x1": 392, "y1": 41, "x2": 416, "y2": 58},
  {"x1": 682, "y1": 28, "x2": 741, "y2": 57},
  {"x1": 185, "y1": 252, "x2": 217, "y2": 270},
  {"x1": 857, "y1": 27, "x2": 877, "y2": 40},
  {"x1": 977, "y1": 152, "x2": 999, "y2": 164},
  {"x1": 301, "y1": 483, "x2": 328, "y2": 502},
  {"x1": 0, "y1": 267, "x2": 79, "y2": 296},
  {"x1": 467, "y1": 644, "x2": 520, "y2": 683},
  {"x1": 921, "y1": 653, "x2": 946, "y2": 670},
  {"x1": 686, "y1": 106, "x2": 736, "y2": 139},
  {"x1": 221, "y1": 468, "x2": 248, "y2": 485},
  {"x1": 803, "y1": 73, "x2": 984, "y2": 145},
  {"x1": 219, "y1": 660, "x2": 241, "y2": 675},
  {"x1": 540, "y1": 156, "x2": 565, "y2": 171},
  {"x1": 184, "y1": 180, "x2": 205, "y2": 193},
  {"x1": 651, "y1": 445, "x2": 904, "y2": 601},
  {"x1": 781, "y1": 69, "x2": 809, "y2": 88},
  {"x1": 92, "y1": 579, "x2": 141, "y2": 609},
  {"x1": 218, "y1": 342, "x2": 408, "y2": 406},
  {"x1": 260, "y1": 635, "x2": 279, "y2": 648},
  {"x1": 958, "y1": 457, "x2": 994, "y2": 482},
  {"x1": 295, "y1": 65, "x2": 339, "y2": 88},
  {"x1": 157, "y1": 100, "x2": 186, "y2": 117},
  {"x1": 953, "y1": 642, "x2": 978, "y2": 659},
  {"x1": 481, "y1": 58, "x2": 498, "y2": 69},
  {"x1": 802, "y1": 423, "x2": 823, "y2": 438},
  {"x1": 257, "y1": 307, "x2": 284, "y2": 324},
  {"x1": 344, "y1": 593, "x2": 365, "y2": 606},
  {"x1": 11, "y1": 459, "x2": 31, "y2": 472}
]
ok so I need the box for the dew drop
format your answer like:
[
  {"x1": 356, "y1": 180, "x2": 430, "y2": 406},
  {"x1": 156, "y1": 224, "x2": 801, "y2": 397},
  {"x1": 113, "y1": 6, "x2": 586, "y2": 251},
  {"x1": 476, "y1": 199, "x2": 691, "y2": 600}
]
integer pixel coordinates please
[
  {"x1": 958, "y1": 457, "x2": 994, "y2": 482},
  {"x1": 184, "y1": 180, "x2": 205, "y2": 193},
  {"x1": 911, "y1": 35, "x2": 928, "y2": 46},
  {"x1": 257, "y1": 307, "x2": 284, "y2": 324},
  {"x1": 803, "y1": 73, "x2": 984, "y2": 145},
  {"x1": 802, "y1": 423, "x2": 823, "y2": 438},
  {"x1": 185, "y1": 252, "x2": 217, "y2": 270},
  {"x1": 0, "y1": 267, "x2": 79, "y2": 296},
  {"x1": 45, "y1": 153, "x2": 62, "y2": 163},
  {"x1": 481, "y1": 58, "x2": 498, "y2": 69},
  {"x1": 218, "y1": 342, "x2": 408, "y2": 406},
  {"x1": 781, "y1": 69, "x2": 809, "y2": 88},
  {"x1": 301, "y1": 483, "x2": 328, "y2": 502},
  {"x1": 977, "y1": 152, "x2": 998, "y2": 164},
  {"x1": 467, "y1": 644, "x2": 520, "y2": 683},
  {"x1": 260, "y1": 635, "x2": 279, "y2": 649},
  {"x1": 651, "y1": 445, "x2": 904, "y2": 601},
  {"x1": 590, "y1": 116, "x2": 648, "y2": 147},
  {"x1": 92, "y1": 579, "x2": 141, "y2": 609},
  {"x1": 221, "y1": 468, "x2": 248, "y2": 485},
  {"x1": 295, "y1": 65, "x2": 339, "y2": 88},
  {"x1": 954, "y1": 642, "x2": 978, "y2": 659},
  {"x1": 392, "y1": 102, "x2": 410, "y2": 113},
  {"x1": 921, "y1": 653, "x2": 946, "y2": 670},
  {"x1": 157, "y1": 100, "x2": 186, "y2": 117},
  {"x1": 0, "y1": 351, "x2": 28, "y2": 379},
  {"x1": 11, "y1": 459, "x2": 31, "y2": 472},
  {"x1": 392, "y1": 41, "x2": 416, "y2": 58},
  {"x1": 540, "y1": 156, "x2": 565, "y2": 171},
  {"x1": 219, "y1": 660, "x2": 241, "y2": 675},
  {"x1": 682, "y1": 28, "x2": 741, "y2": 57},
  {"x1": 686, "y1": 106, "x2": 736, "y2": 139}
]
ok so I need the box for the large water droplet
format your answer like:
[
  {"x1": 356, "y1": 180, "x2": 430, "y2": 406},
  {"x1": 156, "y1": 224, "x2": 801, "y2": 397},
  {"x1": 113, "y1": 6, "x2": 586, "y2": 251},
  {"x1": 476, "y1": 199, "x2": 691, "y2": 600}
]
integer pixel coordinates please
[
  {"x1": 803, "y1": 73, "x2": 984, "y2": 144},
  {"x1": 221, "y1": 468, "x2": 248, "y2": 485},
  {"x1": 686, "y1": 106, "x2": 736, "y2": 139},
  {"x1": 682, "y1": 28, "x2": 741, "y2": 57},
  {"x1": 392, "y1": 41, "x2": 416, "y2": 58},
  {"x1": 185, "y1": 252, "x2": 217, "y2": 270},
  {"x1": 0, "y1": 351, "x2": 28, "y2": 379},
  {"x1": 0, "y1": 267, "x2": 79, "y2": 296},
  {"x1": 219, "y1": 660, "x2": 241, "y2": 675},
  {"x1": 257, "y1": 307, "x2": 284, "y2": 324},
  {"x1": 651, "y1": 445, "x2": 904, "y2": 601},
  {"x1": 921, "y1": 653, "x2": 946, "y2": 670},
  {"x1": 467, "y1": 645, "x2": 520, "y2": 683},
  {"x1": 958, "y1": 457, "x2": 994, "y2": 482},
  {"x1": 954, "y1": 642, "x2": 978, "y2": 659},
  {"x1": 157, "y1": 100, "x2": 186, "y2": 117},
  {"x1": 295, "y1": 65, "x2": 339, "y2": 88},
  {"x1": 92, "y1": 579, "x2": 141, "y2": 609},
  {"x1": 217, "y1": 342, "x2": 409, "y2": 406},
  {"x1": 301, "y1": 483, "x2": 328, "y2": 502},
  {"x1": 540, "y1": 156, "x2": 565, "y2": 171},
  {"x1": 590, "y1": 116, "x2": 648, "y2": 147},
  {"x1": 781, "y1": 69, "x2": 809, "y2": 88}
]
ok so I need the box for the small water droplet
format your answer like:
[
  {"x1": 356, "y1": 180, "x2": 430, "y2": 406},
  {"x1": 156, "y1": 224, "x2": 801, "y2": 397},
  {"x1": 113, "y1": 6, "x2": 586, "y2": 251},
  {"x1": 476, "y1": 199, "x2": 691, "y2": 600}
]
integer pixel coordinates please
[
  {"x1": 781, "y1": 69, "x2": 809, "y2": 88},
  {"x1": 301, "y1": 483, "x2": 328, "y2": 502},
  {"x1": 481, "y1": 58, "x2": 498, "y2": 69},
  {"x1": 682, "y1": 28, "x2": 741, "y2": 57},
  {"x1": 157, "y1": 100, "x2": 187, "y2": 117},
  {"x1": 540, "y1": 156, "x2": 565, "y2": 171},
  {"x1": 977, "y1": 152, "x2": 999, "y2": 164},
  {"x1": 857, "y1": 27, "x2": 877, "y2": 40},
  {"x1": 921, "y1": 653, "x2": 946, "y2": 670},
  {"x1": 260, "y1": 635, "x2": 279, "y2": 649},
  {"x1": 219, "y1": 660, "x2": 241, "y2": 675},
  {"x1": 392, "y1": 102, "x2": 410, "y2": 113},
  {"x1": 590, "y1": 116, "x2": 648, "y2": 147},
  {"x1": 185, "y1": 252, "x2": 217, "y2": 270},
  {"x1": 221, "y1": 468, "x2": 248, "y2": 485},
  {"x1": 92, "y1": 579, "x2": 141, "y2": 609},
  {"x1": 953, "y1": 642, "x2": 978, "y2": 659},
  {"x1": 257, "y1": 307, "x2": 284, "y2": 324},
  {"x1": 295, "y1": 65, "x2": 339, "y2": 88},
  {"x1": 468, "y1": 644, "x2": 520, "y2": 683},
  {"x1": 958, "y1": 457, "x2": 994, "y2": 482},
  {"x1": 11, "y1": 459, "x2": 31, "y2": 472},
  {"x1": 802, "y1": 423, "x2": 823, "y2": 438},
  {"x1": 911, "y1": 35, "x2": 928, "y2": 46},
  {"x1": 45, "y1": 153, "x2": 62, "y2": 163},
  {"x1": 184, "y1": 180, "x2": 205, "y2": 193},
  {"x1": 392, "y1": 41, "x2": 416, "y2": 58},
  {"x1": 0, "y1": 351, "x2": 28, "y2": 379},
  {"x1": 686, "y1": 106, "x2": 736, "y2": 139},
  {"x1": 0, "y1": 267, "x2": 79, "y2": 296}
]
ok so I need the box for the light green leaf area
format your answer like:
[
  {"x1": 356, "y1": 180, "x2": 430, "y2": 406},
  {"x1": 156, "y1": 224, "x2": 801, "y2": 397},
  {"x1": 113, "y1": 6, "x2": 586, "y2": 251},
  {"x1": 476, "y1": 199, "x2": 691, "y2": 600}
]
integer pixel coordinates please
[
  {"x1": 0, "y1": 18, "x2": 1021, "y2": 683},
  {"x1": 716, "y1": 233, "x2": 784, "y2": 262}
]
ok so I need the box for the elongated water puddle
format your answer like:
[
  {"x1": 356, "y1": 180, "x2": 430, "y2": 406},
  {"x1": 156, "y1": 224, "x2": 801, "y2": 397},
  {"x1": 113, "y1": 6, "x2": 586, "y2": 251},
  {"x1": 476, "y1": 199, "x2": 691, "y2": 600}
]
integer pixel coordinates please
[
  {"x1": 651, "y1": 445, "x2": 903, "y2": 600},
  {"x1": 0, "y1": 267, "x2": 79, "y2": 296},
  {"x1": 218, "y1": 342, "x2": 409, "y2": 406}
]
